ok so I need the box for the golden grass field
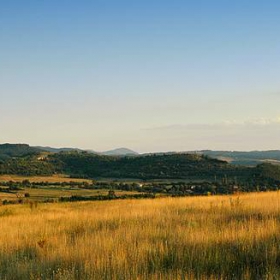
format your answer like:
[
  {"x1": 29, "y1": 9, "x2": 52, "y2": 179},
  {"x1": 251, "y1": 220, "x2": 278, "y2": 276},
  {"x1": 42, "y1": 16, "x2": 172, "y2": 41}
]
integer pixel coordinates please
[
  {"x1": 0, "y1": 174, "x2": 92, "y2": 183},
  {"x1": 1, "y1": 192, "x2": 280, "y2": 279}
]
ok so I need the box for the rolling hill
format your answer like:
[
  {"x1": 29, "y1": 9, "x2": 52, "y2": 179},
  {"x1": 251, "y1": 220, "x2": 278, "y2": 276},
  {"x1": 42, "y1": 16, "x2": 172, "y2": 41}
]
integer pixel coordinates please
[
  {"x1": 1, "y1": 144, "x2": 280, "y2": 186},
  {"x1": 0, "y1": 144, "x2": 41, "y2": 161}
]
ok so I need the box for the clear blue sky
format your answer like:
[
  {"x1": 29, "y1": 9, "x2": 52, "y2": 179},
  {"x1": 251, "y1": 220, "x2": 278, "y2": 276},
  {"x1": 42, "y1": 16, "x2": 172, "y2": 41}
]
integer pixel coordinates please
[{"x1": 1, "y1": 1, "x2": 280, "y2": 152}]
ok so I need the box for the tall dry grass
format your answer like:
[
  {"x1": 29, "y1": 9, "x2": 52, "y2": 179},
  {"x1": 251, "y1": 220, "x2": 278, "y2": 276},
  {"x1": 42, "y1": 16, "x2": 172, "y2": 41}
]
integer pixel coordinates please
[{"x1": 1, "y1": 192, "x2": 280, "y2": 279}]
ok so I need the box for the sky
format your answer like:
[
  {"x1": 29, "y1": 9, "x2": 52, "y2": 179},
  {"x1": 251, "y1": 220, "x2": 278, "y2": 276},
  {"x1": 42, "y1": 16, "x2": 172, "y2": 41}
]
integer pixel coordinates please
[{"x1": 1, "y1": 0, "x2": 280, "y2": 153}]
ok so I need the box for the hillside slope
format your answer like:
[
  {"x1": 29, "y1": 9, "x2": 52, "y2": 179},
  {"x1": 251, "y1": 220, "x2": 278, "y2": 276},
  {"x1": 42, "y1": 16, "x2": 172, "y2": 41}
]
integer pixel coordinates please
[
  {"x1": 1, "y1": 144, "x2": 280, "y2": 186},
  {"x1": 0, "y1": 144, "x2": 41, "y2": 161},
  {"x1": 49, "y1": 151, "x2": 251, "y2": 180}
]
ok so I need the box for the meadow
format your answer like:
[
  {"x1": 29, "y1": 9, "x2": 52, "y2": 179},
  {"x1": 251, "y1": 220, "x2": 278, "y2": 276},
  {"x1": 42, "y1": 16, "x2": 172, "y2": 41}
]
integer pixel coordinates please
[
  {"x1": 0, "y1": 174, "x2": 92, "y2": 183},
  {"x1": 0, "y1": 187, "x2": 139, "y2": 202},
  {"x1": 1, "y1": 192, "x2": 280, "y2": 279}
]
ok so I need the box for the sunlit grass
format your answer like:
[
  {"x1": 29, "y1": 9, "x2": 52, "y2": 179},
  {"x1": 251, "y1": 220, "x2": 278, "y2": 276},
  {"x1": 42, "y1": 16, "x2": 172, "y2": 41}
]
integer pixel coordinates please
[
  {"x1": 0, "y1": 174, "x2": 91, "y2": 183},
  {"x1": 1, "y1": 192, "x2": 280, "y2": 279}
]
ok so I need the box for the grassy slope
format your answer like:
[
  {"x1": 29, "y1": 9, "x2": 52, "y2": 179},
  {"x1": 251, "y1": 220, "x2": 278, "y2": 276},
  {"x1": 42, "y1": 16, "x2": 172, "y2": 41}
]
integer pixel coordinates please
[{"x1": 1, "y1": 192, "x2": 280, "y2": 279}]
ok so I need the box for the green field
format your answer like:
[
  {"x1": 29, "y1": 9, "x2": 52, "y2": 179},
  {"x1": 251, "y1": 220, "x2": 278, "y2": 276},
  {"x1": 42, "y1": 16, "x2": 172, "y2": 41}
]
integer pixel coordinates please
[
  {"x1": 0, "y1": 187, "x2": 140, "y2": 202},
  {"x1": 0, "y1": 175, "x2": 143, "y2": 203}
]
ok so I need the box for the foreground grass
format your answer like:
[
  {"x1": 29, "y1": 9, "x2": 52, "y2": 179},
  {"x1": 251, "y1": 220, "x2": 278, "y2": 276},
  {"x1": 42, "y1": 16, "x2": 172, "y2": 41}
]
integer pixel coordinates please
[{"x1": 1, "y1": 192, "x2": 280, "y2": 279}]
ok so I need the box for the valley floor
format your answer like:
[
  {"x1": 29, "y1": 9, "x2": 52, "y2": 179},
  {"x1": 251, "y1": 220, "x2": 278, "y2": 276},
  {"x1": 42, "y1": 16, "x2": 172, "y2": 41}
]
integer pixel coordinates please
[
  {"x1": 1, "y1": 192, "x2": 280, "y2": 279},
  {"x1": 0, "y1": 174, "x2": 92, "y2": 183}
]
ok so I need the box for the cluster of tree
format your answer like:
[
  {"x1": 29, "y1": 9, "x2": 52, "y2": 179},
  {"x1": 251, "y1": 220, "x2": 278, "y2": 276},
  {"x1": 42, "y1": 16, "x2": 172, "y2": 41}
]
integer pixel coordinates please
[
  {"x1": 85, "y1": 180, "x2": 280, "y2": 196},
  {"x1": 0, "y1": 179, "x2": 89, "y2": 188},
  {"x1": 59, "y1": 193, "x2": 155, "y2": 202},
  {"x1": 0, "y1": 157, "x2": 55, "y2": 176},
  {"x1": 254, "y1": 163, "x2": 280, "y2": 182}
]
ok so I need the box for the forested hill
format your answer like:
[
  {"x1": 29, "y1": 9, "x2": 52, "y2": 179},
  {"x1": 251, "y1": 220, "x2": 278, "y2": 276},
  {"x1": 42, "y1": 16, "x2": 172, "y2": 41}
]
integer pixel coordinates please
[
  {"x1": 1, "y1": 144, "x2": 280, "y2": 185},
  {"x1": 0, "y1": 145, "x2": 248, "y2": 180},
  {"x1": 49, "y1": 151, "x2": 251, "y2": 180},
  {"x1": 0, "y1": 144, "x2": 40, "y2": 161}
]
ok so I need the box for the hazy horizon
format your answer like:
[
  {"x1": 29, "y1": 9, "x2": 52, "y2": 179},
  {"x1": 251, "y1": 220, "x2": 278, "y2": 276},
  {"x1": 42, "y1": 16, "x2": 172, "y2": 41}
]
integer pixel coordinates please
[
  {"x1": 3, "y1": 142, "x2": 280, "y2": 155},
  {"x1": 1, "y1": 1, "x2": 280, "y2": 153}
]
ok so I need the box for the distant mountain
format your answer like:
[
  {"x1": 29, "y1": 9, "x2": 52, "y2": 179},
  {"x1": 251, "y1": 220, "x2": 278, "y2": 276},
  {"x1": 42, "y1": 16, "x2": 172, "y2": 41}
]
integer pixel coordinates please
[
  {"x1": 101, "y1": 148, "x2": 139, "y2": 156},
  {"x1": 200, "y1": 150, "x2": 280, "y2": 166},
  {"x1": 34, "y1": 146, "x2": 138, "y2": 156},
  {"x1": 34, "y1": 146, "x2": 85, "y2": 153}
]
